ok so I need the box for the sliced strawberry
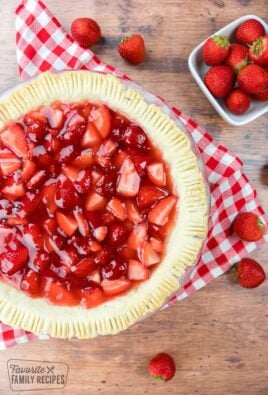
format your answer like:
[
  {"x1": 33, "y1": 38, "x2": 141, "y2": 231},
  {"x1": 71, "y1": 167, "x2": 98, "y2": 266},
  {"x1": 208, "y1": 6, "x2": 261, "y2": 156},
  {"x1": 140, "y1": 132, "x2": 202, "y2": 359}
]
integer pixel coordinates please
[
  {"x1": 62, "y1": 165, "x2": 80, "y2": 182},
  {"x1": 81, "y1": 122, "x2": 102, "y2": 148},
  {"x1": 59, "y1": 245, "x2": 79, "y2": 267},
  {"x1": 1, "y1": 123, "x2": 28, "y2": 158},
  {"x1": 26, "y1": 169, "x2": 47, "y2": 189},
  {"x1": 41, "y1": 184, "x2": 57, "y2": 215},
  {"x1": 20, "y1": 223, "x2": 43, "y2": 249},
  {"x1": 101, "y1": 212, "x2": 114, "y2": 225},
  {"x1": 108, "y1": 223, "x2": 128, "y2": 247},
  {"x1": 42, "y1": 218, "x2": 57, "y2": 235},
  {"x1": 147, "y1": 163, "x2": 166, "y2": 187},
  {"x1": 97, "y1": 139, "x2": 117, "y2": 158},
  {"x1": 7, "y1": 217, "x2": 28, "y2": 225},
  {"x1": 2, "y1": 180, "x2": 25, "y2": 200},
  {"x1": 96, "y1": 156, "x2": 111, "y2": 168},
  {"x1": 21, "y1": 160, "x2": 36, "y2": 181},
  {"x1": 0, "y1": 148, "x2": 21, "y2": 176},
  {"x1": 21, "y1": 191, "x2": 40, "y2": 215},
  {"x1": 74, "y1": 169, "x2": 92, "y2": 194},
  {"x1": 150, "y1": 237, "x2": 164, "y2": 253},
  {"x1": 95, "y1": 171, "x2": 117, "y2": 198},
  {"x1": 81, "y1": 283, "x2": 105, "y2": 308},
  {"x1": 114, "y1": 150, "x2": 128, "y2": 169},
  {"x1": 128, "y1": 259, "x2": 150, "y2": 280},
  {"x1": 43, "y1": 233, "x2": 55, "y2": 253},
  {"x1": 122, "y1": 124, "x2": 149, "y2": 151},
  {"x1": 128, "y1": 221, "x2": 148, "y2": 250},
  {"x1": 55, "y1": 175, "x2": 80, "y2": 209},
  {"x1": 20, "y1": 269, "x2": 40, "y2": 296},
  {"x1": 40, "y1": 106, "x2": 64, "y2": 128},
  {"x1": 101, "y1": 258, "x2": 127, "y2": 280},
  {"x1": 137, "y1": 185, "x2": 167, "y2": 208},
  {"x1": 56, "y1": 212, "x2": 78, "y2": 236},
  {"x1": 87, "y1": 269, "x2": 101, "y2": 283},
  {"x1": 138, "y1": 241, "x2": 160, "y2": 266},
  {"x1": 69, "y1": 236, "x2": 92, "y2": 255},
  {"x1": 94, "y1": 247, "x2": 111, "y2": 267},
  {"x1": 56, "y1": 144, "x2": 78, "y2": 165},
  {"x1": 126, "y1": 200, "x2": 143, "y2": 224},
  {"x1": 107, "y1": 197, "x2": 127, "y2": 221},
  {"x1": 132, "y1": 153, "x2": 149, "y2": 176},
  {"x1": 89, "y1": 240, "x2": 102, "y2": 252},
  {"x1": 117, "y1": 157, "x2": 141, "y2": 197},
  {"x1": 148, "y1": 195, "x2": 177, "y2": 226},
  {"x1": 92, "y1": 226, "x2": 108, "y2": 241},
  {"x1": 59, "y1": 111, "x2": 86, "y2": 145},
  {"x1": 85, "y1": 192, "x2": 107, "y2": 211},
  {"x1": 92, "y1": 169, "x2": 103, "y2": 186},
  {"x1": 70, "y1": 257, "x2": 95, "y2": 278},
  {"x1": 0, "y1": 240, "x2": 29, "y2": 275},
  {"x1": 71, "y1": 148, "x2": 93, "y2": 169},
  {"x1": 24, "y1": 112, "x2": 48, "y2": 142},
  {"x1": 44, "y1": 135, "x2": 61, "y2": 154},
  {"x1": 102, "y1": 278, "x2": 131, "y2": 296},
  {"x1": 86, "y1": 211, "x2": 102, "y2": 228},
  {"x1": 92, "y1": 105, "x2": 111, "y2": 138},
  {"x1": 44, "y1": 279, "x2": 77, "y2": 306},
  {"x1": 73, "y1": 207, "x2": 89, "y2": 236},
  {"x1": 33, "y1": 250, "x2": 50, "y2": 273}
]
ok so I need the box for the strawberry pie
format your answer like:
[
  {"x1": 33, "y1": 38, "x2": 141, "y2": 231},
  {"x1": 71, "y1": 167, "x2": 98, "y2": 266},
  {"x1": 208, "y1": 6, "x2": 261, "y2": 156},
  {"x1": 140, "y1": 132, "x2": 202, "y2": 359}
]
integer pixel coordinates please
[{"x1": 0, "y1": 72, "x2": 208, "y2": 338}]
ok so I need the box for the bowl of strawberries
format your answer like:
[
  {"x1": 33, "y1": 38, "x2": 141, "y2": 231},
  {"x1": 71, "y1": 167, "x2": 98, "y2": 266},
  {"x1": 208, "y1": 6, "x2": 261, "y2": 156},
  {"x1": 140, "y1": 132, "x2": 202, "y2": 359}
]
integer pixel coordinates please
[{"x1": 188, "y1": 15, "x2": 268, "y2": 126}]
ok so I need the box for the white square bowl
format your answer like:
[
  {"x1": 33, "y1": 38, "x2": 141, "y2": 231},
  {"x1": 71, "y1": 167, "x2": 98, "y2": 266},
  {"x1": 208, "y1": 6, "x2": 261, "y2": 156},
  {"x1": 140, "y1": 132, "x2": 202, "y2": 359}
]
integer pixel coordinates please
[{"x1": 188, "y1": 15, "x2": 268, "y2": 126}]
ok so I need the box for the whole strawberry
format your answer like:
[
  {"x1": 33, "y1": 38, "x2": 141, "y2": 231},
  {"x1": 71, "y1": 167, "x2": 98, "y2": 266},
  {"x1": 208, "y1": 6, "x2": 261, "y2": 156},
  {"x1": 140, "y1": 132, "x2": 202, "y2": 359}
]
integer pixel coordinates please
[
  {"x1": 253, "y1": 86, "x2": 268, "y2": 101},
  {"x1": 202, "y1": 35, "x2": 230, "y2": 66},
  {"x1": 237, "y1": 258, "x2": 266, "y2": 288},
  {"x1": 149, "y1": 353, "x2": 176, "y2": 382},
  {"x1": 225, "y1": 88, "x2": 250, "y2": 115},
  {"x1": 118, "y1": 35, "x2": 145, "y2": 65},
  {"x1": 225, "y1": 44, "x2": 248, "y2": 74},
  {"x1": 233, "y1": 212, "x2": 265, "y2": 241},
  {"x1": 204, "y1": 65, "x2": 235, "y2": 97},
  {"x1": 249, "y1": 35, "x2": 268, "y2": 67},
  {"x1": 237, "y1": 64, "x2": 268, "y2": 94},
  {"x1": 71, "y1": 18, "x2": 101, "y2": 48},
  {"x1": 235, "y1": 19, "x2": 265, "y2": 45}
]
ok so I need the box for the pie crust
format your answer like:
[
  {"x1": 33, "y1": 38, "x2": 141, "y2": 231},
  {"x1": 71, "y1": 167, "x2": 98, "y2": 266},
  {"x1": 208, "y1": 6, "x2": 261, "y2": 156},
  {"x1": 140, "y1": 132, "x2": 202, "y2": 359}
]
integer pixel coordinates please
[{"x1": 0, "y1": 71, "x2": 208, "y2": 338}]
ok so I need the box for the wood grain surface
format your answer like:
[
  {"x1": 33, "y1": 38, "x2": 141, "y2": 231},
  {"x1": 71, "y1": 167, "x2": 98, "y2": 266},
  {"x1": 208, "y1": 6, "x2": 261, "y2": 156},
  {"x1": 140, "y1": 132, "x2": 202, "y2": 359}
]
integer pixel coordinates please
[{"x1": 0, "y1": 1, "x2": 267, "y2": 394}]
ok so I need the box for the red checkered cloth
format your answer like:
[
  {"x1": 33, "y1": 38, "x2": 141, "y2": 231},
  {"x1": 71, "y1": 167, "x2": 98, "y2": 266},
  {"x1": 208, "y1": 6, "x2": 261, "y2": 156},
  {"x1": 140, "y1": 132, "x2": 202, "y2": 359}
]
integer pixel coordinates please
[{"x1": 0, "y1": 0, "x2": 266, "y2": 349}]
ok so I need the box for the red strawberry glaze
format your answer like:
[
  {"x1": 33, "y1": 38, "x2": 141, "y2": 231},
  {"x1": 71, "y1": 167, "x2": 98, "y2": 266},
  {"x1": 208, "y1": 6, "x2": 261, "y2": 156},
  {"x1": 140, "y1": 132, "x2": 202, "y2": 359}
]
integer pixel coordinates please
[{"x1": 0, "y1": 101, "x2": 178, "y2": 308}]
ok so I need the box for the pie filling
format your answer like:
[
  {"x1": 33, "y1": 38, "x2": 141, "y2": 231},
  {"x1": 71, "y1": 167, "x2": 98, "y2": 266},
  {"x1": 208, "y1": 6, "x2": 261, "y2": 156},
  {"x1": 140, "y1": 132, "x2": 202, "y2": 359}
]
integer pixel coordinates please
[{"x1": 0, "y1": 101, "x2": 177, "y2": 308}]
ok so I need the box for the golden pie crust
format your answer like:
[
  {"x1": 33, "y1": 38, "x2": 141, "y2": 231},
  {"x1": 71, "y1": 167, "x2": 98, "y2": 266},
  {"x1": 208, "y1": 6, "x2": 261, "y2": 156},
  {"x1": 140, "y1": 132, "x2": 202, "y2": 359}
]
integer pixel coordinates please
[{"x1": 0, "y1": 71, "x2": 208, "y2": 338}]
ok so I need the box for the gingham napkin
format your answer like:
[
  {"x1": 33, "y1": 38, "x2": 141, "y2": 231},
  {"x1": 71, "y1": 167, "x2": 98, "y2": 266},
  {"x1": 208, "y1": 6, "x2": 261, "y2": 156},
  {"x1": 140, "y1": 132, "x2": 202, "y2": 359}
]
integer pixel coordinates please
[{"x1": 0, "y1": 0, "x2": 266, "y2": 350}]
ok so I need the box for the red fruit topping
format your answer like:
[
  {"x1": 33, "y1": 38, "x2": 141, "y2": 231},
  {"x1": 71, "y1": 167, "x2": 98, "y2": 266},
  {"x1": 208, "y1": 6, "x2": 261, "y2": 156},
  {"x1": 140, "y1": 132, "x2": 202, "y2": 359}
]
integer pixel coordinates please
[
  {"x1": 128, "y1": 259, "x2": 150, "y2": 280},
  {"x1": 148, "y1": 196, "x2": 177, "y2": 226},
  {"x1": 118, "y1": 34, "x2": 146, "y2": 65},
  {"x1": 102, "y1": 278, "x2": 131, "y2": 296},
  {"x1": 56, "y1": 144, "x2": 78, "y2": 165},
  {"x1": 225, "y1": 89, "x2": 251, "y2": 115},
  {"x1": 73, "y1": 208, "x2": 89, "y2": 237},
  {"x1": 202, "y1": 35, "x2": 230, "y2": 66},
  {"x1": 108, "y1": 223, "x2": 128, "y2": 247},
  {"x1": 233, "y1": 212, "x2": 265, "y2": 242},
  {"x1": 94, "y1": 247, "x2": 111, "y2": 267},
  {"x1": 237, "y1": 258, "x2": 266, "y2": 288},
  {"x1": 150, "y1": 237, "x2": 164, "y2": 253},
  {"x1": 44, "y1": 279, "x2": 77, "y2": 306},
  {"x1": 59, "y1": 111, "x2": 86, "y2": 145},
  {"x1": 92, "y1": 226, "x2": 108, "y2": 242},
  {"x1": 235, "y1": 19, "x2": 265, "y2": 45},
  {"x1": 225, "y1": 44, "x2": 248, "y2": 74},
  {"x1": 132, "y1": 153, "x2": 149, "y2": 176},
  {"x1": 71, "y1": 257, "x2": 95, "y2": 278},
  {"x1": 40, "y1": 106, "x2": 64, "y2": 129},
  {"x1": 128, "y1": 222, "x2": 148, "y2": 250},
  {"x1": 71, "y1": 149, "x2": 93, "y2": 169},
  {"x1": 26, "y1": 169, "x2": 47, "y2": 189},
  {"x1": 71, "y1": 17, "x2": 101, "y2": 48},
  {"x1": 237, "y1": 64, "x2": 268, "y2": 94},
  {"x1": 0, "y1": 148, "x2": 21, "y2": 176},
  {"x1": 21, "y1": 160, "x2": 36, "y2": 181},
  {"x1": 62, "y1": 165, "x2": 80, "y2": 182},
  {"x1": 33, "y1": 250, "x2": 50, "y2": 273},
  {"x1": 147, "y1": 163, "x2": 166, "y2": 187},
  {"x1": 81, "y1": 122, "x2": 101, "y2": 147},
  {"x1": 20, "y1": 269, "x2": 40, "y2": 296},
  {"x1": 1, "y1": 123, "x2": 28, "y2": 158},
  {"x1": 138, "y1": 241, "x2": 160, "y2": 266},
  {"x1": 24, "y1": 112, "x2": 48, "y2": 142},
  {"x1": 85, "y1": 192, "x2": 107, "y2": 211},
  {"x1": 81, "y1": 284, "x2": 104, "y2": 308},
  {"x1": 95, "y1": 171, "x2": 117, "y2": 198},
  {"x1": 137, "y1": 185, "x2": 166, "y2": 208},
  {"x1": 117, "y1": 157, "x2": 141, "y2": 197},
  {"x1": 122, "y1": 125, "x2": 149, "y2": 150},
  {"x1": 204, "y1": 65, "x2": 235, "y2": 97},
  {"x1": 149, "y1": 353, "x2": 176, "y2": 382},
  {"x1": 101, "y1": 258, "x2": 127, "y2": 280},
  {"x1": 0, "y1": 240, "x2": 29, "y2": 275},
  {"x1": 2, "y1": 180, "x2": 25, "y2": 200},
  {"x1": 126, "y1": 200, "x2": 143, "y2": 224},
  {"x1": 41, "y1": 184, "x2": 57, "y2": 215},
  {"x1": 92, "y1": 105, "x2": 111, "y2": 139},
  {"x1": 107, "y1": 197, "x2": 127, "y2": 221},
  {"x1": 20, "y1": 223, "x2": 43, "y2": 249},
  {"x1": 97, "y1": 139, "x2": 117, "y2": 158},
  {"x1": 21, "y1": 191, "x2": 40, "y2": 215},
  {"x1": 87, "y1": 269, "x2": 101, "y2": 284},
  {"x1": 55, "y1": 176, "x2": 80, "y2": 209},
  {"x1": 56, "y1": 212, "x2": 78, "y2": 236}
]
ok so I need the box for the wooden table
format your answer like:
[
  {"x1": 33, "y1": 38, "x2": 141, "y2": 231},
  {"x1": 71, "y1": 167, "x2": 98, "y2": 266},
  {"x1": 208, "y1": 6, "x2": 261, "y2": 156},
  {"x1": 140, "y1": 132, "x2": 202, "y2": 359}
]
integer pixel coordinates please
[{"x1": 0, "y1": 1, "x2": 267, "y2": 394}]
